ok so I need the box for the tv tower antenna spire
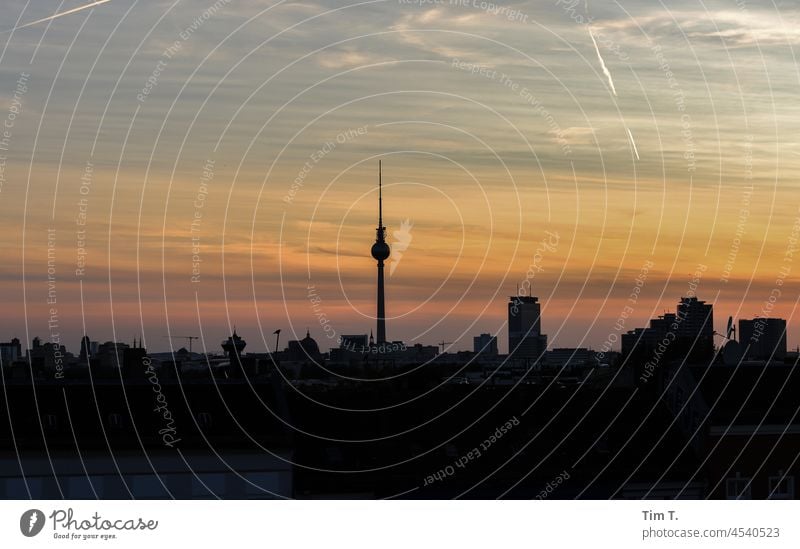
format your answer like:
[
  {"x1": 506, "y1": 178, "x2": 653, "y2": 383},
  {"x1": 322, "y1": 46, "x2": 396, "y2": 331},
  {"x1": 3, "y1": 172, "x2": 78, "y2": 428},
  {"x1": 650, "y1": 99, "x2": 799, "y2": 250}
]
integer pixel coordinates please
[{"x1": 370, "y1": 160, "x2": 390, "y2": 344}]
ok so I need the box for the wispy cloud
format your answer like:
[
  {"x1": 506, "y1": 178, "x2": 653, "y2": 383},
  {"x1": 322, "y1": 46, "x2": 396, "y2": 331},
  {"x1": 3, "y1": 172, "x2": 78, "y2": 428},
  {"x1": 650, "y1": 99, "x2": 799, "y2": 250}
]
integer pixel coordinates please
[
  {"x1": 596, "y1": 9, "x2": 800, "y2": 46},
  {"x1": 554, "y1": 126, "x2": 596, "y2": 146},
  {"x1": 316, "y1": 48, "x2": 382, "y2": 69}
]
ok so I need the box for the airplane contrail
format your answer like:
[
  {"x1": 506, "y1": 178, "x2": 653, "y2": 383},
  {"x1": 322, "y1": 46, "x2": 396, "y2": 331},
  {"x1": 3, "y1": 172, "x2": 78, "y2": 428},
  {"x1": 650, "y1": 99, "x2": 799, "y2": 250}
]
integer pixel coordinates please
[
  {"x1": 626, "y1": 127, "x2": 640, "y2": 160},
  {"x1": 588, "y1": 28, "x2": 617, "y2": 96},
  {"x1": 1, "y1": 0, "x2": 111, "y2": 34}
]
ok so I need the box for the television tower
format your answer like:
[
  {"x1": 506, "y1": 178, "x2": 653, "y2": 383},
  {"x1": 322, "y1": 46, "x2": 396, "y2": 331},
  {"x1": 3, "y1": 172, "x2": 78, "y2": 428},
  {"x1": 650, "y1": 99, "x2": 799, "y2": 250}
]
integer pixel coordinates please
[{"x1": 370, "y1": 161, "x2": 390, "y2": 344}]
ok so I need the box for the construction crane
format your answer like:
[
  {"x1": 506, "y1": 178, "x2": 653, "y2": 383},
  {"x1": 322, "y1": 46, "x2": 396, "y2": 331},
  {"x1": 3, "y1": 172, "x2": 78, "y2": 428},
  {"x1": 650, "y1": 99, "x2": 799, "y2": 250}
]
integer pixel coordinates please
[
  {"x1": 163, "y1": 335, "x2": 199, "y2": 353},
  {"x1": 438, "y1": 340, "x2": 453, "y2": 352}
]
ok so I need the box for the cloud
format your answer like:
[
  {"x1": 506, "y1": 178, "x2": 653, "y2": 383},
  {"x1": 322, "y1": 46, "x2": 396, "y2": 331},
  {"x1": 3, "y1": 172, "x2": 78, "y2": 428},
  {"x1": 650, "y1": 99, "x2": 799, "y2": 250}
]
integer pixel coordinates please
[
  {"x1": 315, "y1": 48, "x2": 382, "y2": 69},
  {"x1": 596, "y1": 8, "x2": 800, "y2": 47},
  {"x1": 550, "y1": 126, "x2": 596, "y2": 146}
]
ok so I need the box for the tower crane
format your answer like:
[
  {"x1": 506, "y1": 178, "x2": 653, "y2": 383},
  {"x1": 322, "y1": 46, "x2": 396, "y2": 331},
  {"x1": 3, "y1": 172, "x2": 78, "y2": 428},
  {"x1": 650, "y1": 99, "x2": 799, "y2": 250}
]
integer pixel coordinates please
[{"x1": 163, "y1": 335, "x2": 199, "y2": 353}]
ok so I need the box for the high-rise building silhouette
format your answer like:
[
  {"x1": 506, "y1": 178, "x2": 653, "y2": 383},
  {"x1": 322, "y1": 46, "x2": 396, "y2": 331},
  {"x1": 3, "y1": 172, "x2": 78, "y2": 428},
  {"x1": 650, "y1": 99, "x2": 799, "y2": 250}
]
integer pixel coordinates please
[
  {"x1": 370, "y1": 161, "x2": 390, "y2": 344},
  {"x1": 508, "y1": 296, "x2": 547, "y2": 359},
  {"x1": 0, "y1": 338, "x2": 21, "y2": 364},
  {"x1": 622, "y1": 297, "x2": 715, "y2": 364},
  {"x1": 739, "y1": 318, "x2": 787, "y2": 361},
  {"x1": 621, "y1": 312, "x2": 678, "y2": 360},
  {"x1": 79, "y1": 335, "x2": 91, "y2": 364},
  {"x1": 678, "y1": 297, "x2": 713, "y2": 338},
  {"x1": 677, "y1": 296, "x2": 714, "y2": 360}
]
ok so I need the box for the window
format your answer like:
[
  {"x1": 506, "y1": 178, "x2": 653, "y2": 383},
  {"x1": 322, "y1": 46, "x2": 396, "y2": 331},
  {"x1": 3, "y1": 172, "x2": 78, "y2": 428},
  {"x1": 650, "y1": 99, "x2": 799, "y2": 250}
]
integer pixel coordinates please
[
  {"x1": 726, "y1": 474, "x2": 752, "y2": 499},
  {"x1": 769, "y1": 473, "x2": 794, "y2": 499}
]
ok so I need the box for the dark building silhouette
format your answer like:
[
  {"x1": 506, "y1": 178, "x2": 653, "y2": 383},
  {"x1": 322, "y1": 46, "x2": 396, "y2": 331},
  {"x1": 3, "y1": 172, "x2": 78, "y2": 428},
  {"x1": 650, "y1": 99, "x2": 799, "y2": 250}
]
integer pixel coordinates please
[
  {"x1": 677, "y1": 296, "x2": 714, "y2": 361},
  {"x1": 2, "y1": 295, "x2": 799, "y2": 499},
  {"x1": 473, "y1": 333, "x2": 498, "y2": 355},
  {"x1": 220, "y1": 330, "x2": 248, "y2": 378},
  {"x1": 221, "y1": 330, "x2": 246, "y2": 359},
  {"x1": 122, "y1": 338, "x2": 148, "y2": 378},
  {"x1": 508, "y1": 296, "x2": 547, "y2": 360},
  {"x1": 286, "y1": 330, "x2": 322, "y2": 363},
  {"x1": 544, "y1": 348, "x2": 596, "y2": 369},
  {"x1": 94, "y1": 341, "x2": 130, "y2": 370},
  {"x1": 403, "y1": 343, "x2": 439, "y2": 361},
  {"x1": 650, "y1": 312, "x2": 678, "y2": 339},
  {"x1": 328, "y1": 334, "x2": 369, "y2": 364},
  {"x1": 0, "y1": 338, "x2": 21, "y2": 364},
  {"x1": 24, "y1": 337, "x2": 70, "y2": 377},
  {"x1": 739, "y1": 318, "x2": 787, "y2": 361},
  {"x1": 370, "y1": 161, "x2": 390, "y2": 344},
  {"x1": 621, "y1": 327, "x2": 648, "y2": 360},
  {"x1": 340, "y1": 334, "x2": 368, "y2": 352},
  {"x1": 622, "y1": 313, "x2": 677, "y2": 361},
  {"x1": 0, "y1": 373, "x2": 293, "y2": 498},
  {"x1": 79, "y1": 335, "x2": 91, "y2": 364},
  {"x1": 657, "y1": 361, "x2": 800, "y2": 499},
  {"x1": 622, "y1": 297, "x2": 714, "y2": 366},
  {"x1": 29, "y1": 336, "x2": 42, "y2": 353}
]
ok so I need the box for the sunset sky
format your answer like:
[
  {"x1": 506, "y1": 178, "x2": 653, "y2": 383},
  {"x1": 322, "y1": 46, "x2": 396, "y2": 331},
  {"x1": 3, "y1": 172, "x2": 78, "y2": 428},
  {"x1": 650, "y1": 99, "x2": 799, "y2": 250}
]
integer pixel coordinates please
[{"x1": 1, "y1": 0, "x2": 800, "y2": 353}]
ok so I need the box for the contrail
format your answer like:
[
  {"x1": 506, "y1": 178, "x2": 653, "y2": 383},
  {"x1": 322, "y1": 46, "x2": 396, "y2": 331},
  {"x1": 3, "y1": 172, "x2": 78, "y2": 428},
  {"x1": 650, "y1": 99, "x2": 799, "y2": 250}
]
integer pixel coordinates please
[
  {"x1": 588, "y1": 28, "x2": 617, "y2": 96},
  {"x1": 1, "y1": 0, "x2": 111, "y2": 34},
  {"x1": 626, "y1": 127, "x2": 640, "y2": 160}
]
